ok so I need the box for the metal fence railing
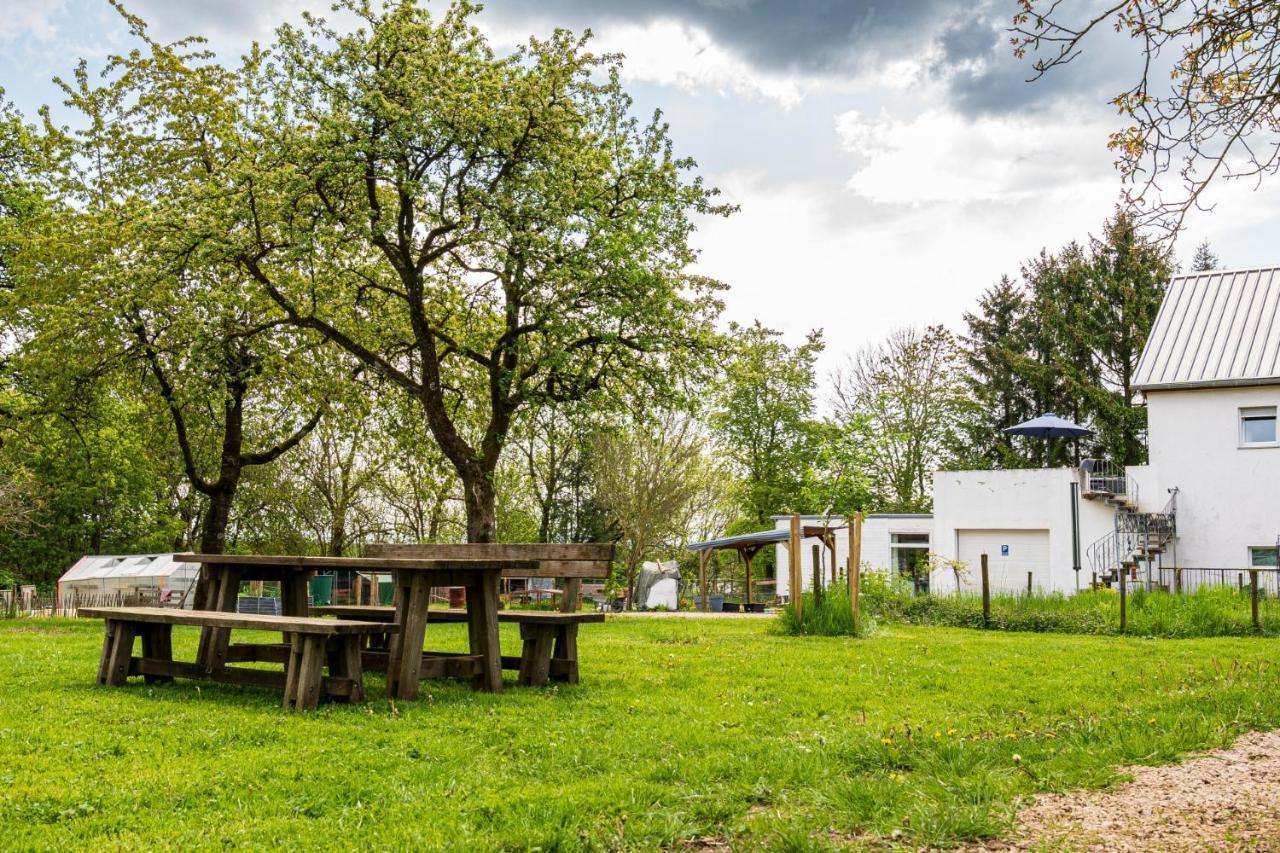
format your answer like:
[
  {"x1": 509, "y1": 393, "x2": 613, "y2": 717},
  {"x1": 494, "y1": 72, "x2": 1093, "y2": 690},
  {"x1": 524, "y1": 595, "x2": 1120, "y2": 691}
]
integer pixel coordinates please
[{"x1": 1152, "y1": 566, "x2": 1280, "y2": 597}]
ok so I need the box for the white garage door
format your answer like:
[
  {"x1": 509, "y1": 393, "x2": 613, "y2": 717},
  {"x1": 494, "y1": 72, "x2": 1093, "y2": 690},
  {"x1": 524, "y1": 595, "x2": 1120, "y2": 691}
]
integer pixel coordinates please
[{"x1": 956, "y1": 529, "x2": 1050, "y2": 594}]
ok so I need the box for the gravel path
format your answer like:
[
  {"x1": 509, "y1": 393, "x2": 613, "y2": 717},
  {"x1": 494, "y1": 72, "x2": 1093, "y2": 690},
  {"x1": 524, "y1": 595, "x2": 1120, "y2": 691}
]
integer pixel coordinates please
[{"x1": 993, "y1": 730, "x2": 1280, "y2": 851}]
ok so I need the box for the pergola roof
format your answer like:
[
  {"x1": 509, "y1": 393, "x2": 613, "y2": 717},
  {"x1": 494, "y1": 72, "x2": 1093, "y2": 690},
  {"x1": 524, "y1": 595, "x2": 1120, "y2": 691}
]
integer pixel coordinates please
[{"x1": 686, "y1": 524, "x2": 845, "y2": 553}]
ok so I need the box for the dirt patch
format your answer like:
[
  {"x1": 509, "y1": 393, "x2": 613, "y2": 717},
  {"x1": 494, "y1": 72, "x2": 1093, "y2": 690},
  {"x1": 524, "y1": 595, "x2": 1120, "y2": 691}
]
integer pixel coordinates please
[{"x1": 991, "y1": 730, "x2": 1280, "y2": 851}]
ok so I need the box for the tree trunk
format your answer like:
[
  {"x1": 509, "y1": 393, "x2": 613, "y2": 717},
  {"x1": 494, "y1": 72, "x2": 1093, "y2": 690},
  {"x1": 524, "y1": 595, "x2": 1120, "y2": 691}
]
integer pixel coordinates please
[
  {"x1": 199, "y1": 487, "x2": 235, "y2": 554},
  {"x1": 461, "y1": 470, "x2": 498, "y2": 543}
]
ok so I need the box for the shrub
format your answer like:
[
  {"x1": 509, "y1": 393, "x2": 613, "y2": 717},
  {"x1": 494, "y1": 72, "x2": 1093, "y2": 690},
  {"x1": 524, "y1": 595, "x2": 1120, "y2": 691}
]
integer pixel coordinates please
[{"x1": 777, "y1": 586, "x2": 872, "y2": 637}]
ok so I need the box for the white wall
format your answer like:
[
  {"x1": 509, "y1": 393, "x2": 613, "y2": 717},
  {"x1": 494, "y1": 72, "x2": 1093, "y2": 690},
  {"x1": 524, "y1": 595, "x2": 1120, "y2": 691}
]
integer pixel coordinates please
[
  {"x1": 931, "y1": 468, "x2": 1114, "y2": 595},
  {"x1": 772, "y1": 514, "x2": 933, "y2": 597},
  {"x1": 1146, "y1": 386, "x2": 1280, "y2": 568}
]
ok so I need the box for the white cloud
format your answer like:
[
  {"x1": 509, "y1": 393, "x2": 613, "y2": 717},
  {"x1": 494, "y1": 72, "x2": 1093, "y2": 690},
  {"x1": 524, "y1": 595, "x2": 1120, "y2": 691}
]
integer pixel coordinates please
[
  {"x1": 0, "y1": 0, "x2": 64, "y2": 40},
  {"x1": 835, "y1": 107, "x2": 1118, "y2": 206},
  {"x1": 690, "y1": 162, "x2": 1127, "y2": 377}
]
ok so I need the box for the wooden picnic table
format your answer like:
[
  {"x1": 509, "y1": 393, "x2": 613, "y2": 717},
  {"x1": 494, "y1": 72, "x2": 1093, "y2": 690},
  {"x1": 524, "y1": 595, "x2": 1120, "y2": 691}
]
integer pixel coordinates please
[{"x1": 180, "y1": 553, "x2": 538, "y2": 700}]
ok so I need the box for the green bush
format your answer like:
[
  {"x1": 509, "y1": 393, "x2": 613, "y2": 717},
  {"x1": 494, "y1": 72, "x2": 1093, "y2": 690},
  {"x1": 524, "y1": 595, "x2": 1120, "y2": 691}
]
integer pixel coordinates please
[{"x1": 777, "y1": 586, "x2": 871, "y2": 637}]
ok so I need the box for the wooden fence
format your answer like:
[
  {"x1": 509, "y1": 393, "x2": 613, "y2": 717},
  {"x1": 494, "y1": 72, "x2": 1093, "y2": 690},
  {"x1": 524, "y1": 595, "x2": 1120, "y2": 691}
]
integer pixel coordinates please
[{"x1": 1, "y1": 587, "x2": 168, "y2": 618}]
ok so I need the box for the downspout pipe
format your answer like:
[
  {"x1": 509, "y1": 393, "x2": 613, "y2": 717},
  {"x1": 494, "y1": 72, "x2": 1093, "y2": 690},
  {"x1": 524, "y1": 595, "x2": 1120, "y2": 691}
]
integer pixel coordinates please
[{"x1": 1070, "y1": 480, "x2": 1081, "y2": 591}]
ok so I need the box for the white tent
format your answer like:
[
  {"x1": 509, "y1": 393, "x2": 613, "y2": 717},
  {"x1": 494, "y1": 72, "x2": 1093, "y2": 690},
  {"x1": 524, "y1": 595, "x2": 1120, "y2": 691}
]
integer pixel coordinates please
[{"x1": 58, "y1": 554, "x2": 200, "y2": 606}]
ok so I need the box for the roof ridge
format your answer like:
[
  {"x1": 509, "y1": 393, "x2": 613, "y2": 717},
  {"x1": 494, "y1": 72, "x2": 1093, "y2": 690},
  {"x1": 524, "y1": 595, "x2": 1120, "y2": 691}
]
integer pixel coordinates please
[{"x1": 1172, "y1": 264, "x2": 1280, "y2": 281}]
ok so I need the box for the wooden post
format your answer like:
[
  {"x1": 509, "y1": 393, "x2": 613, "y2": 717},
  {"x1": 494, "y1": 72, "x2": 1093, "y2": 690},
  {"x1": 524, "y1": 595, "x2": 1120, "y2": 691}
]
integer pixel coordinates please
[
  {"x1": 980, "y1": 554, "x2": 990, "y2": 626},
  {"x1": 1251, "y1": 569, "x2": 1260, "y2": 632},
  {"x1": 1119, "y1": 564, "x2": 1127, "y2": 633},
  {"x1": 789, "y1": 514, "x2": 802, "y2": 622},
  {"x1": 829, "y1": 535, "x2": 838, "y2": 586},
  {"x1": 560, "y1": 578, "x2": 581, "y2": 613},
  {"x1": 698, "y1": 550, "x2": 709, "y2": 612},
  {"x1": 744, "y1": 551, "x2": 753, "y2": 608},
  {"x1": 1026, "y1": 571, "x2": 1033, "y2": 597},
  {"x1": 848, "y1": 513, "x2": 862, "y2": 632},
  {"x1": 1091, "y1": 571, "x2": 1097, "y2": 591},
  {"x1": 811, "y1": 544, "x2": 823, "y2": 609},
  {"x1": 1174, "y1": 566, "x2": 1182, "y2": 594}
]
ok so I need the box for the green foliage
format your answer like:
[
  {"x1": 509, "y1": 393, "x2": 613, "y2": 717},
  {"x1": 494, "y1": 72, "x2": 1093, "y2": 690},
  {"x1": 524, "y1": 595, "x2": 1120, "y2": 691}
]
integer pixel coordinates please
[
  {"x1": 712, "y1": 322, "x2": 825, "y2": 522},
  {"x1": 229, "y1": 1, "x2": 731, "y2": 539},
  {"x1": 959, "y1": 211, "x2": 1172, "y2": 468},
  {"x1": 832, "y1": 325, "x2": 969, "y2": 511},
  {"x1": 844, "y1": 576, "x2": 1280, "y2": 638},
  {"x1": 7, "y1": 617, "x2": 1280, "y2": 847},
  {"x1": 1191, "y1": 238, "x2": 1220, "y2": 272},
  {"x1": 0, "y1": 391, "x2": 185, "y2": 587},
  {"x1": 777, "y1": 585, "x2": 871, "y2": 637}
]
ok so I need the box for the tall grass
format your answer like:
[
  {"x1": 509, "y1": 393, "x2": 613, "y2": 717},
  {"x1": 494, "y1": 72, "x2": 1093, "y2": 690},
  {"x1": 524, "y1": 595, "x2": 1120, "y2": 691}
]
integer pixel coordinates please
[
  {"x1": 782, "y1": 572, "x2": 1280, "y2": 638},
  {"x1": 777, "y1": 586, "x2": 870, "y2": 636}
]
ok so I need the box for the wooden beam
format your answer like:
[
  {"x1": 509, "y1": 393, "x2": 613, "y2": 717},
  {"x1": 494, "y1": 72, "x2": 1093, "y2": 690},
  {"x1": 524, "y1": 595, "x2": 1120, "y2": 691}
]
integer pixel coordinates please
[
  {"x1": 848, "y1": 513, "x2": 862, "y2": 632},
  {"x1": 699, "y1": 549, "x2": 709, "y2": 612},
  {"x1": 364, "y1": 542, "x2": 615, "y2": 561},
  {"x1": 78, "y1": 606, "x2": 394, "y2": 635},
  {"x1": 789, "y1": 513, "x2": 803, "y2": 622}
]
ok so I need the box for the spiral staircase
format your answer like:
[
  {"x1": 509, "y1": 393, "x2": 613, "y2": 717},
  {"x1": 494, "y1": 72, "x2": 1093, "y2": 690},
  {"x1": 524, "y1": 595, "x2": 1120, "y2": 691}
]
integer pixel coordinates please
[{"x1": 1081, "y1": 460, "x2": 1177, "y2": 588}]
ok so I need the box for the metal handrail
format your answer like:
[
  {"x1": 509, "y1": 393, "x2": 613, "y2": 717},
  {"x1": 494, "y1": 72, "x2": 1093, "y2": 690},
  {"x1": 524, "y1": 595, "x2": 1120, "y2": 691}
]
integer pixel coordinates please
[
  {"x1": 1086, "y1": 486, "x2": 1177, "y2": 578},
  {"x1": 1081, "y1": 458, "x2": 1136, "y2": 505}
]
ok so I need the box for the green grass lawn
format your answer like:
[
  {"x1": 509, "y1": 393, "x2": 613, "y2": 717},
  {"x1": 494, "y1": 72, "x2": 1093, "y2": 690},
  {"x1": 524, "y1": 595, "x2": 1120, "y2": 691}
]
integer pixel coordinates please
[{"x1": 2, "y1": 617, "x2": 1279, "y2": 850}]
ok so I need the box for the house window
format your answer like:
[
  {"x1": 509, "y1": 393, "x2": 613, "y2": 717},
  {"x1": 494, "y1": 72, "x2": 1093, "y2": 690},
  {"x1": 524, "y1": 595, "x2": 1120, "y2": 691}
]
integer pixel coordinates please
[
  {"x1": 890, "y1": 532, "x2": 931, "y2": 592},
  {"x1": 1250, "y1": 547, "x2": 1278, "y2": 568},
  {"x1": 1240, "y1": 407, "x2": 1277, "y2": 446}
]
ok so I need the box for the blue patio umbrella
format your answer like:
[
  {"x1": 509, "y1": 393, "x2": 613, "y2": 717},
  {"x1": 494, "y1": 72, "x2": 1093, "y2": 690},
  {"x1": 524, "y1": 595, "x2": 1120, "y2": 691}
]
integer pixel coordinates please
[
  {"x1": 1004, "y1": 413, "x2": 1092, "y2": 467},
  {"x1": 1002, "y1": 413, "x2": 1093, "y2": 440}
]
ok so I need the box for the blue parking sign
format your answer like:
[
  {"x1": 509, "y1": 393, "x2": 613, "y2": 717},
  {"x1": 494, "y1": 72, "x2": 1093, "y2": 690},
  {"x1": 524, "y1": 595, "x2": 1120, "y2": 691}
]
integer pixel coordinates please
[{"x1": 1000, "y1": 545, "x2": 1009, "y2": 557}]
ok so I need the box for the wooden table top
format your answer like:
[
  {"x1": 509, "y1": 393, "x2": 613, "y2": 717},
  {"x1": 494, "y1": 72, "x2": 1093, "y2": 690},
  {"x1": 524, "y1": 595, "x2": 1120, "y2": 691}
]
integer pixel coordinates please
[{"x1": 177, "y1": 553, "x2": 540, "y2": 572}]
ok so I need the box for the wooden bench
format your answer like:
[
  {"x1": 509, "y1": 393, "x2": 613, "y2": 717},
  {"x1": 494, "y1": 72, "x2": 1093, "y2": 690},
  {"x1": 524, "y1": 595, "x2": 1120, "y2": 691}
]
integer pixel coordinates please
[
  {"x1": 314, "y1": 605, "x2": 604, "y2": 687},
  {"x1": 80, "y1": 606, "x2": 396, "y2": 711}
]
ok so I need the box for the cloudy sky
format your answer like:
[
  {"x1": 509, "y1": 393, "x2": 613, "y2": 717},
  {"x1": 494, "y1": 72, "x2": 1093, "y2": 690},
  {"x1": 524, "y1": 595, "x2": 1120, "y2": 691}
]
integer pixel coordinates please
[{"x1": 4, "y1": 0, "x2": 1279, "y2": 376}]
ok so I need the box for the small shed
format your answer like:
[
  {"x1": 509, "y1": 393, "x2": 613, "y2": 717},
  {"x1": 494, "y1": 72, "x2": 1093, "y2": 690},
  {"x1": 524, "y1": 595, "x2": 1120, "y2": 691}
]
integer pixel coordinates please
[{"x1": 58, "y1": 554, "x2": 200, "y2": 606}]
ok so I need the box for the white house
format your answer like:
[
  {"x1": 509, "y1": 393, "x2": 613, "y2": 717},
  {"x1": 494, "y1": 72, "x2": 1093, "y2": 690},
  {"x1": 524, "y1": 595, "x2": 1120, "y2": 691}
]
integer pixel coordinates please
[
  {"x1": 772, "y1": 513, "x2": 933, "y2": 597},
  {"x1": 929, "y1": 266, "x2": 1280, "y2": 594}
]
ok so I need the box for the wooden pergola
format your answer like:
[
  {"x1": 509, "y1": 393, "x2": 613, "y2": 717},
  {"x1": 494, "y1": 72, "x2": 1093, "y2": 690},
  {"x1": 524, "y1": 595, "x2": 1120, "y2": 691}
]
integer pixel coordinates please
[{"x1": 687, "y1": 514, "x2": 863, "y2": 619}]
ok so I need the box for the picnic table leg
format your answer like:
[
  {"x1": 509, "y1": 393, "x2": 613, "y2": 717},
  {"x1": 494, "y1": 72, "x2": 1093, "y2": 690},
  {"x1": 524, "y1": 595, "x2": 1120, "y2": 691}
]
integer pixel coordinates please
[
  {"x1": 551, "y1": 623, "x2": 579, "y2": 685},
  {"x1": 281, "y1": 574, "x2": 311, "y2": 617},
  {"x1": 197, "y1": 566, "x2": 241, "y2": 671},
  {"x1": 517, "y1": 623, "x2": 554, "y2": 687},
  {"x1": 284, "y1": 634, "x2": 326, "y2": 711},
  {"x1": 140, "y1": 623, "x2": 174, "y2": 684},
  {"x1": 467, "y1": 570, "x2": 503, "y2": 693},
  {"x1": 386, "y1": 570, "x2": 430, "y2": 701},
  {"x1": 98, "y1": 619, "x2": 136, "y2": 687},
  {"x1": 328, "y1": 635, "x2": 365, "y2": 704}
]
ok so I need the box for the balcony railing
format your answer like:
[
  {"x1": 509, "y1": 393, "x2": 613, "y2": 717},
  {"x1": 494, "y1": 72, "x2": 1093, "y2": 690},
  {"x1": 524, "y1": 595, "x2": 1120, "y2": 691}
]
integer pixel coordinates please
[{"x1": 1080, "y1": 458, "x2": 1138, "y2": 507}]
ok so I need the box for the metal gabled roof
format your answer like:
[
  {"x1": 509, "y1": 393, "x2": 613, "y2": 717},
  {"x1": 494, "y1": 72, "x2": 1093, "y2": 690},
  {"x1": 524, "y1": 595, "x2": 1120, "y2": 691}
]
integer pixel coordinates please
[
  {"x1": 58, "y1": 554, "x2": 198, "y2": 583},
  {"x1": 1136, "y1": 266, "x2": 1280, "y2": 391}
]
